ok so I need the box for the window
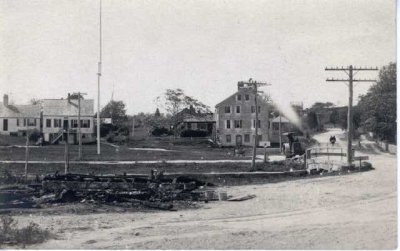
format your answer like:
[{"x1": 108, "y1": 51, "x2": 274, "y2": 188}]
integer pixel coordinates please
[
  {"x1": 234, "y1": 120, "x2": 242, "y2": 128},
  {"x1": 71, "y1": 119, "x2": 78, "y2": 128},
  {"x1": 46, "y1": 119, "x2": 51, "y2": 128},
  {"x1": 3, "y1": 119, "x2": 8, "y2": 131},
  {"x1": 244, "y1": 134, "x2": 250, "y2": 142},
  {"x1": 226, "y1": 120, "x2": 231, "y2": 129},
  {"x1": 245, "y1": 94, "x2": 249, "y2": 101},
  {"x1": 237, "y1": 94, "x2": 242, "y2": 101},
  {"x1": 224, "y1": 106, "x2": 231, "y2": 113},
  {"x1": 187, "y1": 123, "x2": 192, "y2": 129},
  {"x1": 253, "y1": 120, "x2": 261, "y2": 128},
  {"x1": 236, "y1": 106, "x2": 240, "y2": 113},
  {"x1": 81, "y1": 120, "x2": 91, "y2": 128},
  {"x1": 23, "y1": 119, "x2": 26, "y2": 127},
  {"x1": 54, "y1": 119, "x2": 62, "y2": 128},
  {"x1": 27, "y1": 118, "x2": 36, "y2": 126},
  {"x1": 251, "y1": 106, "x2": 261, "y2": 113},
  {"x1": 16, "y1": 119, "x2": 19, "y2": 127},
  {"x1": 226, "y1": 135, "x2": 231, "y2": 143},
  {"x1": 273, "y1": 122, "x2": 279, "y2": 131}
]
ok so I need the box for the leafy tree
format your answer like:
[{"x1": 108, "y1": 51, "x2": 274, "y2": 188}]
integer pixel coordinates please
[
  {"x1": 155, "y1": 89, "x2": 210, "y2": 135},
  {"x1": 358, "y1": 62, "x2": 396, "y2": 143},
  {"x1": 100, "y1": 100, "x2": 128, "y2": 128},
  {"x1": 156, "y1": 89, "x2": 210, "y2": 117}
]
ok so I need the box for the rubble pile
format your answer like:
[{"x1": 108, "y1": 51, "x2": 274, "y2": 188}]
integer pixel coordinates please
[{"x1": 34, "y1": 170, "x2": 220, "y2": 210}]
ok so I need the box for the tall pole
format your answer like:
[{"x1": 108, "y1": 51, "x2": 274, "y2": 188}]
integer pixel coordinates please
[
  {"x1": 78, "y1": 92, "x2": 82, "y2": 160},
  {"x1": 238, "y1": 79, "x2": 270, "y2": 171},
  {"x1": 279, "y1": 114, "x2": 282, "y2": 152},
  {"x1": 97, "y1": 0, "x2": 102, "y2": 155},
  {"x1": 252, "y1": 84, "x2": 258, "y2": 170},
  {"x1": 347, "y1": 66, "x2": 353, "y2": 165},
  {"x1": 325, "y1": 65, "x2": 378, "y2": 166},
  {"x1": 24, "y1": 122, "x2": 29, "y2": 182}
]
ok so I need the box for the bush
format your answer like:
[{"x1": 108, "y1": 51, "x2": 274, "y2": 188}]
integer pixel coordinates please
[
  {"x1": 28, "y1": 129, "x2": 41, "y2": 142},
  {"x1": 180, "y1": 130, "x2": 208, "y2": 138},
  {"x1": 0, "y1": 215, "x2": 50, "y2": 246},
  {"x1": 152, "y1": 127, "x2": 173, "y2": 137}
]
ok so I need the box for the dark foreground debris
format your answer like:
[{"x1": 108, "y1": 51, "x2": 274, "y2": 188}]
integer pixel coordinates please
[{"x1": 1, "y1": 170, "x2": 227, "y2": 212}]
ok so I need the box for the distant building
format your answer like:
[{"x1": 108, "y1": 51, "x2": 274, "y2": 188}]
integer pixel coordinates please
[
  {"x1": 215, "y1": 82, "x2": 270, "y2": 147},
  {"x1": 0, "y1": 93, "x2": 95, "y2": 144},
  {"x1": 269, "y1": 115, "x2": 297, "y2": 144},
  {"x1": 175, "y1": 106, "x2": 215, "y2": 136},
  {"x1": 41, "y1": 93, "x2": 95, "y2": 144},
  {"x1": 0, "y1": 94, "x2": 41, "y2": 135}
]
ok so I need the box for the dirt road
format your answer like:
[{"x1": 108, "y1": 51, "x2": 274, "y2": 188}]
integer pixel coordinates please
[{"x1": 10, "y1": 129, "x2": 397, "y2": 249}]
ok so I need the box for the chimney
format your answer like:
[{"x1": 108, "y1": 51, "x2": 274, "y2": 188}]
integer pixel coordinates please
[
  {"x1": 67, "y1": 93, "x2": 71, "y2": 103},
  {"x1": 3, "y1": 94, "x2": 8, "y2": 106}
]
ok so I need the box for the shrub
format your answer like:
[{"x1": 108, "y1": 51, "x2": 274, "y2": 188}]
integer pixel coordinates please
[
  {"x1": 0, "y1": 215, "x2": 50, "y2": 246},
  {"x1": 28, "y1": 129, "x2": 41, "y2": 142},
  {"x1": 152, "y1": 127, "x2": 173, "y2": 137},
  {"x1": 180, "y1": 130, "x2": 208, "y2": 138}
]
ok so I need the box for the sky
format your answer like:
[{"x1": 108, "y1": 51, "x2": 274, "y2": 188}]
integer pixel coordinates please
[{"x1": 0, "y1": 0, "x2": 396, "y2": 115}]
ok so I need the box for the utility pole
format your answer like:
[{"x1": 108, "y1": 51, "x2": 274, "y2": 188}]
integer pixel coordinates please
[
  {"x1": 325, "y1": 65, "x2": 378, "y2": 166},
  {"x1": 97, "y1": 0, "x2": 102, "y2": 155},
  {"x1": 73, "y1": 92, "x2": 87, "y2": 160},
  {"x1": 24, "y1": 121, "x2": 29, "y2": 182},
  {"x1": 279, "y1": 114, "x2": 282, "y2": 153},
  {"x1": 238, "y1": 79, "x2": 271, "y2": 171}
]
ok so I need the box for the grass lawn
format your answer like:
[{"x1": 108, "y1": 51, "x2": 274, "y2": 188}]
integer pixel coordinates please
[{"x1": 0, "y1": 136, "x2": 279, "y2": 161}]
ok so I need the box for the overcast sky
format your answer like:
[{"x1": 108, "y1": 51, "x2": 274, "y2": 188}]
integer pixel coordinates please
[{"x1": 0, "y1": 0, "x2": 396, "y2": 114}]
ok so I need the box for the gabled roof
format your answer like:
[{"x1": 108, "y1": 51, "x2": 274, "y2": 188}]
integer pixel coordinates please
[
  {"x1": 215, "y1": 90, "x2": 267, "y2": 108},
  {"x1": 271, "y1": 115, "x2": 290, "y2": 123},
  {"x1": 182, "y1": 114, "x2": 215, "y2": 123},
  {"x1": 0, "y1": 102, "x2": 41, "y2": 118},
  {"x1": 215, "y1": 92, "x2": 238, "y2": 108},
  {"x1": 41, "y1": 99, "x2": 94, "y2": 116}
]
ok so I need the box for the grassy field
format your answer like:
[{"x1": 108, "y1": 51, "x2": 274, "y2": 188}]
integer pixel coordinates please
[{"x1": 0, "y1": 136, "x2": 280, "y2": 161}]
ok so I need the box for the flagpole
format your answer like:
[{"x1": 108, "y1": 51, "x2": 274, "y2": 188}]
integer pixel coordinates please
[{"x1": 97, "y1": 0, "x2": 102, "y2": 155}]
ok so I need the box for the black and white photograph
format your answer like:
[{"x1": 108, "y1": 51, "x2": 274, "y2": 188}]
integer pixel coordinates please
[{"x1": 0, "y1": 0, "x2": 397, "y2": 249}]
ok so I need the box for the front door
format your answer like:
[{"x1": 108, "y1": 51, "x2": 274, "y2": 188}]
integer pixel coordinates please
[{"x1": 235, "y1": 135, "x2": 242, "y2": 146}]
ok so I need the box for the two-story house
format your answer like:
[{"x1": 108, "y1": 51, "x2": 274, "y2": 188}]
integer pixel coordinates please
[
  {"x1": 41, "y1": 94, "x2": 95, "y2": 144},
  {"x1": 0, "y1": 95, "x2": 41, "y2": 136},
  {"x1": 215, "y1": 82, "x2": 270, "y2": 147}
]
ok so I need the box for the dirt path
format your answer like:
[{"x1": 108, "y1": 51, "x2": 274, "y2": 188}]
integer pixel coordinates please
[{"x1": 8, "y1": 147, "x2": 394, "y2": 249}]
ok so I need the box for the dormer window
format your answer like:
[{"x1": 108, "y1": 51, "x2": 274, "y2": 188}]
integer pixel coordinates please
[{"x1": 237, "y1": 94, "x2": 242, "y2": 101}]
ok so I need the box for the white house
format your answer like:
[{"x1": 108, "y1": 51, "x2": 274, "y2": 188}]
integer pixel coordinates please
[
  {"x1": 41, "y1": 94, "x2": 95, "y2": 144},
  {"x1": 0, "y1": 95, "x2": 41, "y2": 135}
]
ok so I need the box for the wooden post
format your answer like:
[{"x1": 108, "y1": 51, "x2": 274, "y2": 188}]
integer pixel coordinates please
[
  {"x1": 347, "y1": 65, "x2": 353, "y2": 166},
  {"x1": 78, "y1": 92, "x2": 82, "y2": 160},
  {"x1": 279, "y1": 115, "x2": 282, "y2": 153},
  {"x1": 24, "y1": 124, "x2": 29, "y2": 182},
  {"x1": 251, "y1": 84, "x2": 258, "y2": 170}
]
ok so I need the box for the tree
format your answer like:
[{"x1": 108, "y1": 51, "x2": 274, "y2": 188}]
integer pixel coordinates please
[
  {"x1": 154, "y1": 108, "x2": 161, "y2": 117},
  {"x1": 155, "y1": 89, "x2": 210, "y2": 134},
  {"x1": 100, "y1": 100, "x2": 128, "y2": 128},
  {"x1": 30, "y1": 98, "x2": 41, "y2": 105},
  {"x1": 156, "y1": 89, "x2": 210, "y2": 116},
  {"x1": 358, "y1": 62, "x2": 396, "y2": 143}
]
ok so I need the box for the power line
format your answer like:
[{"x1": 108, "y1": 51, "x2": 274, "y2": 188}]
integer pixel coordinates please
[
  {"x1": 325, "y1": 65, "x2": 378, "y2": 167},
  {"x1": 238, "y1": 78, "x2": 271, "y2": 171}
]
